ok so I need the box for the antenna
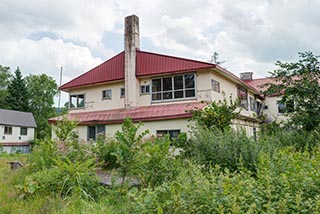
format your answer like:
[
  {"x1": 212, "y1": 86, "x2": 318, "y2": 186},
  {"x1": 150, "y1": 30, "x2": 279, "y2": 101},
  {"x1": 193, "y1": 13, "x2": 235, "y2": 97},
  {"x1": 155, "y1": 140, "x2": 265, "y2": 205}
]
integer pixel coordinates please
[{"x1": 58, "y1": 66, "x2": 63, "y2": 115}]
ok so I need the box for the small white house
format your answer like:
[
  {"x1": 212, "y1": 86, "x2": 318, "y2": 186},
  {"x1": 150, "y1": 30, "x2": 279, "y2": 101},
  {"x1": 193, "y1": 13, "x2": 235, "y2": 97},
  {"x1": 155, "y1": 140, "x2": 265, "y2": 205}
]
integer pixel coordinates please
[{"x1": 0, "y1": 109, "x2": 36, "y2": 154}]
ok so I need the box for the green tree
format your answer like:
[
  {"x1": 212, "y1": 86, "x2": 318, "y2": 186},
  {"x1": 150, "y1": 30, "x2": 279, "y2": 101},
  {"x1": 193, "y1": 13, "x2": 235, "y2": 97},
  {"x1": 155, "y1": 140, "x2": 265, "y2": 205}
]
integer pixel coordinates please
[
  {"x1": 6, "y1": 67, "x2": 29, "y2": 112},
  {"x1": 0, "y1": 65, "x2": 12, "y2": 108},
  {"x1": 26, "y1": 74, "x2": 58, "y2": 139},
  {"x1": 264, "y1": 51, "x2": 320, "y2": 131},
  {"x1": 190, "y1": 95, "x2": 239, "y2": 131}
]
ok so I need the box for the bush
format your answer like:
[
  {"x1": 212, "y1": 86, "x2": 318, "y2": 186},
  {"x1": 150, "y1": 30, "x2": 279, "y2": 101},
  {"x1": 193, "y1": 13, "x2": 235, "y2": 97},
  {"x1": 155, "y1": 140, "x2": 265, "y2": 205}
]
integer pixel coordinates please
[
  {"x1": 133, "y1": 136, "x2": 181, "y2": 188},
  {"x1": 187, "y1": 127, "x2": 259, "y2": 173},
  {"x1": 17, "y1": 157, "x2": 102, "y2": 200},
  {"x1": 93, "y1": 136, "x2": 119, "y2": 169}
]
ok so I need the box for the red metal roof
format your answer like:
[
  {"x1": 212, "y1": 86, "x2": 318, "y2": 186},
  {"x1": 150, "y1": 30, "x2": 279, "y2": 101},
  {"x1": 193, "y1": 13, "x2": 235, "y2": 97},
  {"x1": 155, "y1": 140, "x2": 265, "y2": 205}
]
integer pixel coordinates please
[
  {"x1": 49, "y1": 102, "x2": 206, "y2": 124},
  {"x1": 60, "y1": 50, "x2": 216, "y2": 90},
  {"x1": 60, "y1": 52, "x2": 125, "y2": 90},
  {"x1": 136, "y1": 50, "x2": 215, "y2": 77},
  {"x1": 244, "y1": 78, "x2": 274, "y2": 92}
]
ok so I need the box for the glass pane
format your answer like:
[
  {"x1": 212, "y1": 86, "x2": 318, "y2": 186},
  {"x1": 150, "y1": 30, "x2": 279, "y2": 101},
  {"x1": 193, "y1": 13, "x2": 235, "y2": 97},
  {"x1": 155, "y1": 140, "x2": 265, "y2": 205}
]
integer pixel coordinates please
[
  {"x1": 163, "y1": 92, "x2": 173, "y2": 100},
  {"x1": 88, "y1": 126, "x2": 96, "y2": 141},
  {"x1": 70, "y1": 96, "x2": 77, "y2": 108},
  {"x1": 152, "y1": 93, "x2": 162, "y2": 101},
  {"x1": 184, "y1": 74, "x2": 195, "y2": 88},
  {"x1": 163, "y1": 77, "x2": 172, "y2": 91},
  {"x1": 78, "y1": 95, "x2": 85, "y2": 107},
  {"x1": 152, "y1": 79, "x2": 161, "y2": 92},
  {"x1": 185, "y1": 89, "x2": 195, "y2": 97},
  {"x1": 169, "y1": 130, "x2": 180, "y2": 138},
  {"x1": 174, "y1": 76, "x2": 183, "y2": 90},
  {"x1": 174, "y1": 91, "x2": 183, "y2": 99}
]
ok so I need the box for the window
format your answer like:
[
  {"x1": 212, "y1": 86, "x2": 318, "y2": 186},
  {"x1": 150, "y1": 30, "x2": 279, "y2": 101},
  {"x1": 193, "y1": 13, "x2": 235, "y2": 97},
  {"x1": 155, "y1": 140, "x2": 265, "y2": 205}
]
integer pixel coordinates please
[
  {"x1": 120, "y1": 88, "x2": 125, "y2": 98},
  {"x1": 278, "y1": 100, "x2": 294, "y2": 114},
  {"x1": 238, "y1": 87, "x2": 248, "y2": 110},
  {"x1": 20, "y1": 127, "x2": 28, "y2": 136},
  {"x1": 87, "y1": 125, "x2": 105, "y2": 141},
  {"x1": 264, "y1": 105, "x2": 268, "y2": 110},
  {"x1": 211, "y1": 79, "x2": 220, "y2": 93},
  {"x1": 140, "y1": 85, "x2": 150, "y2": 95},
  {"x1": 4, "y1": 126, "x2": 12, "y2": 135},
  {"x1": 151, "y1": 73, "x2": 196, "y2": 101},
  {"x1": 156, "y1": 130, "x2": 180, "y2": 139},
  {"x1": 249, "y1": 97, "x2": 256, "y2": 112},
  {"x1": 102, "y1": 89, "x2": 112, "y2": 99},
  {"x1": 70, "y1": 94, "x2": 85, "y2": 108}
]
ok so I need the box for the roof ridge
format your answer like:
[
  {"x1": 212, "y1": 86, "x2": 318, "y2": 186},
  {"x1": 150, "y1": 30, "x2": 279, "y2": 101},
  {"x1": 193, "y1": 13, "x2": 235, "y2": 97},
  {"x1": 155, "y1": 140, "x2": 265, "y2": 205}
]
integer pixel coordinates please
[{"x1": 137, "y1": 50, "x2": 216, "y2": 66}]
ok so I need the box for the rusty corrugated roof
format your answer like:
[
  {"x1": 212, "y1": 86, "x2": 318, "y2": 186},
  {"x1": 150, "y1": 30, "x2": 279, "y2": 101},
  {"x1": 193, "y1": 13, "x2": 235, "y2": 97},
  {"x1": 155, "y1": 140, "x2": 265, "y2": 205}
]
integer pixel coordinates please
[{"x1": 49, "y1": 102, "x2": 206, "y2": 124}]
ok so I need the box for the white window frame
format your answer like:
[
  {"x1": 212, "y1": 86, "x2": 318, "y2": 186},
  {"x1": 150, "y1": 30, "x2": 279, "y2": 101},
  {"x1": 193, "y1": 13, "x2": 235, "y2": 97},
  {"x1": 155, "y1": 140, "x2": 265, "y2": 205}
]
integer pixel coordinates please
[
  {"x1": 102, "y1": 89, "x2": 112, "y2": 100},
  {"x1": 211, "y1": 79, "x2": 220, "y2": 93},
  {"x1": 140, "y1": 85, "x2": 150, "y2": 95},
  {"x1": 151, "y1": 73, "x2": 196, "y2": 102}
]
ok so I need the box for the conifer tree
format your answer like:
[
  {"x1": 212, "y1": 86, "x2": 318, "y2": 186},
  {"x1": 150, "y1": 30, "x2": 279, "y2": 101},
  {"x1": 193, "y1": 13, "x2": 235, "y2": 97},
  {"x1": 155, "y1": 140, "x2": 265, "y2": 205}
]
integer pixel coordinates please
[{"x1": 6, "y1": 67, "x2": 29, "y2": 112}]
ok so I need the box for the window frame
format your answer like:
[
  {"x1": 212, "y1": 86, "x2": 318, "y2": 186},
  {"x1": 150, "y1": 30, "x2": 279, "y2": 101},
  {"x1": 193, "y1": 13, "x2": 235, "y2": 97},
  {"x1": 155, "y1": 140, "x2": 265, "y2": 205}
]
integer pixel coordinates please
[
  {"x1": 20, "y1": 127, "x2": 28, "y2": 136},
  {"x1": 156, "y1": 129, "x2": 180, "y2": 139},
  {"x1": 211, "y1": 79, "x2": 220, "y2": 93},
  {"x1": 237, "y1": 87, "x2": 248, "y2": 110},
  {"x1": 140, "y1": 85, "x2": 150, "y2": 95},
  {"x1": 4, "y1": 126, "x2": 12, "y2": 135},
  {"x1": 277, "y1": 100, "x2": 294, "y2": 114},
  {"x1": 102, "y1": 89, "x2": 112, "y2": 100},
  {"x1": 120, "y1": 88, "x2": 125, "y2": 98},
  {"x1": 69, "y1": 94, "x2": 85, "y2": 109},
  {"x1": 151, "y1": 73, "x2": 196, "y2": 102},
  {"x1": 249, "y1": 96, "x2": 256, "y2": 112}
]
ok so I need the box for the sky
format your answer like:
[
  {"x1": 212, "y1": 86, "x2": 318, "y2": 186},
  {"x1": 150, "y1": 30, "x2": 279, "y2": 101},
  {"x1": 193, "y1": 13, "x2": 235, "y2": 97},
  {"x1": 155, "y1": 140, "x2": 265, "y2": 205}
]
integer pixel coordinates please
[{"x1": 1, "y1": 0, "x2": 320, "y2": 106}]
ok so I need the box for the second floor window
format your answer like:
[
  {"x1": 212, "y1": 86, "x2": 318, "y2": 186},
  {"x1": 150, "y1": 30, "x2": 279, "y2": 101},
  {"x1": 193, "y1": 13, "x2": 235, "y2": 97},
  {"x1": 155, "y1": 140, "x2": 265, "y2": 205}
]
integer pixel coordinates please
[
  {"x1": 20, "y1": 127, "x2": 28, "y2": 135},
  {"x1": 102, "y1": 89, "x2": 112, "y2": 99},
  {"x1": 140, "y1": 85, "x2": 150, "y2": 95},
  {"x1": 249, "y1": 97, "x2": 256, "y2": 112},
  {"x1": 70, "y1": 94, "x2": 85, "y2": 108},
  {"x1": 4, "y1": 126, "x2": 12, "y2": 135},
  {"x1": 152, "y1": 73, "x2": 196, "y2": 101},
  {"x1": 211, "y1": 79, "x2": 220, "y2": 93},
  {"x1": 238, "y1": 87, "x2": 248, "y2": 110},
  {"x1": 278, "y1": 100, "x2": 294, "y2": 114}
]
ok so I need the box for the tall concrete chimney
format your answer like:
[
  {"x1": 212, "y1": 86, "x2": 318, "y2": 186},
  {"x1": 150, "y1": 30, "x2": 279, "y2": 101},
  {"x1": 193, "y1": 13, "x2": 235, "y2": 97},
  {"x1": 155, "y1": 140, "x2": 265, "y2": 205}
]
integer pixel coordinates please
[{"x1": 124, "y1": 15, "x2": 140, "y2": 108}]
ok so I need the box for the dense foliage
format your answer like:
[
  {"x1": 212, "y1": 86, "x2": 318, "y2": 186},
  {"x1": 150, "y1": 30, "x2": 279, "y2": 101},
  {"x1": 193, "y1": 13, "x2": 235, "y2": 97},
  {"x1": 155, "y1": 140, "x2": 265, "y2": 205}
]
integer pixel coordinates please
[
  {"x1": 1, "y1": 118, "x2": 320, "y2": 213},
  {"x1": 0, "y1": 65, "x2": 11, "y2": 108},
  {"x1": 264, "y1": 51, "x2": 320, "y2": 131}
]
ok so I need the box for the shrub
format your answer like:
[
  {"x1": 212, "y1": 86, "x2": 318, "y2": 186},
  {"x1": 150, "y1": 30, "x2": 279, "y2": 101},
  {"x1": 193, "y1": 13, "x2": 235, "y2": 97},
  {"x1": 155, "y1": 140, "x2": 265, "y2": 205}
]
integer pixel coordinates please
[
  {"x1": 187, "y1": 127, "x2": 258, "y2": 173},
  {"x1": 134, "y1": 136, "x2": 181, "y2": 188},
  {"x1": 93, "y1": 136, "x2": 119, "y2": 169}
]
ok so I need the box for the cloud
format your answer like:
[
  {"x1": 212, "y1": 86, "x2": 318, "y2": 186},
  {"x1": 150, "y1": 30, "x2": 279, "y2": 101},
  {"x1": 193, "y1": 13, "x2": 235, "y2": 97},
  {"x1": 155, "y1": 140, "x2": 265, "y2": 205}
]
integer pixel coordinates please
[{"x1": 0, "y1": 37, "x2": 103, "y2": 105}]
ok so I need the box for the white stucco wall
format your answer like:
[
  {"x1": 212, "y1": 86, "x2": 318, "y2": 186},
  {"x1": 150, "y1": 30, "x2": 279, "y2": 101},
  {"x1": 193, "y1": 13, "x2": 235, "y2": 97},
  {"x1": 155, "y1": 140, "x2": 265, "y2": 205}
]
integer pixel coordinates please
[
  {"x1": 263, "y1": 96, "x2": 287, "y2": 123},
  {"x1": 68, "y1": 81, "x2": 125, "y2": 113},
  {"x1": 0, "y1": 125, "x2": 35, "y2": 142}
]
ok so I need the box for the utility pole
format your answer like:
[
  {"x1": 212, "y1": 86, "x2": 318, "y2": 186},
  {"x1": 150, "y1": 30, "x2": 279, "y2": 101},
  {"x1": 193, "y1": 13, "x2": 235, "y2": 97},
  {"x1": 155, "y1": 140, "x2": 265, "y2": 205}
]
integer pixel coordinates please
[{"x1": 58, "y1": 66, "x2": 63, "y2": 115}]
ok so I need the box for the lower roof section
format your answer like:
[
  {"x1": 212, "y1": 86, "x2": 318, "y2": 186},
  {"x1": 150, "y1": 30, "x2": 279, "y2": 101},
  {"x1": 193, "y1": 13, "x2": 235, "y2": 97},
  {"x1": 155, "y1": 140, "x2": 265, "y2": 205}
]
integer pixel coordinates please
[{"x1": 49, "y1": 102, "x2": 207, "y2": 125}]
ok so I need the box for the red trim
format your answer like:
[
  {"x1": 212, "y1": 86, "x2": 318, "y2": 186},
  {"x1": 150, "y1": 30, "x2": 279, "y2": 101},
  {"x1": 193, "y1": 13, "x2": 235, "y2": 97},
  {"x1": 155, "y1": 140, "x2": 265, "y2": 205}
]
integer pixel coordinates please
[{"x1": 1, "y1": 142, "x2": 31, "y2": 146}]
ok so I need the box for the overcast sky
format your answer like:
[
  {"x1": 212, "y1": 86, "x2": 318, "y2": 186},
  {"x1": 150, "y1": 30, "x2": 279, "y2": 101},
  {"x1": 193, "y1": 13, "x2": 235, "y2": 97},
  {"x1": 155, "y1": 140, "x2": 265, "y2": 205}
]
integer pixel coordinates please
[{"x1": 1, "y1": 0, "x2": 319, "y2": 106}]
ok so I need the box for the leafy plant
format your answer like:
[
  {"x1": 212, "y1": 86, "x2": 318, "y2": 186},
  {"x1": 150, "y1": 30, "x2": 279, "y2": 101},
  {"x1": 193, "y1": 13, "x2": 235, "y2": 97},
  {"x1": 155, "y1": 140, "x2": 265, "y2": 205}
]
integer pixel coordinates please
[{"x1": 189, "y1": 94, "x2": 239, "y2": 131}]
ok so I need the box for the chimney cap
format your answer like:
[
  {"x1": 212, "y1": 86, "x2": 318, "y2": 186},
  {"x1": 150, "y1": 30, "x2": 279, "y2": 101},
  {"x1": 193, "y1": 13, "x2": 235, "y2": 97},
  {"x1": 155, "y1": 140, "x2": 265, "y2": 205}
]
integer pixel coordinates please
[{"x1": 240, "y1": 72, "x2": 253, "y2": 81}]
